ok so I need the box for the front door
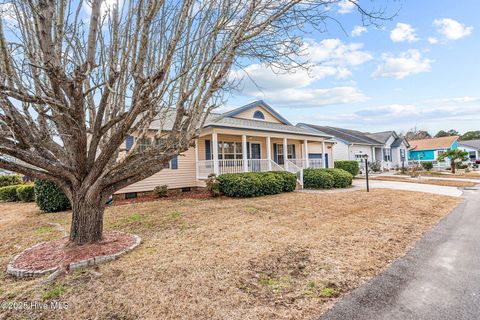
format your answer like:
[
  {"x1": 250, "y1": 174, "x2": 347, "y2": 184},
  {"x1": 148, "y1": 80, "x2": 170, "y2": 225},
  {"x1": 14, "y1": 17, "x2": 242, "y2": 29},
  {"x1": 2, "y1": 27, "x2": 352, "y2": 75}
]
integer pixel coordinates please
[{"x1": 250, "y1": 143, "x2": 261, "y2": 172}]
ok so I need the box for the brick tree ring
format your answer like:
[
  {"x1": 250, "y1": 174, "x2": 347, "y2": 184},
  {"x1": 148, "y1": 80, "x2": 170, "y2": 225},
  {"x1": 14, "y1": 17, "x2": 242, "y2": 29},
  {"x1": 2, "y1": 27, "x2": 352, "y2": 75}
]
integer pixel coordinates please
[{"x1": 6, "y1": 232, "x2": 142, "y2": 278}]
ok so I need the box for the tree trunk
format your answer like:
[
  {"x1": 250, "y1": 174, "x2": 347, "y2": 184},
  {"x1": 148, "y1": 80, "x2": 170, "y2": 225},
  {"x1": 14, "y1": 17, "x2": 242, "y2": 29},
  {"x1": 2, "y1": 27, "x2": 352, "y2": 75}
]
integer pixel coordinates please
[
  {"x1": 451, "y1": 159, "x2": 456, "y2": 174},
  {"x1": 69, "y1": 189, "x2": 106, "y2": 245}
]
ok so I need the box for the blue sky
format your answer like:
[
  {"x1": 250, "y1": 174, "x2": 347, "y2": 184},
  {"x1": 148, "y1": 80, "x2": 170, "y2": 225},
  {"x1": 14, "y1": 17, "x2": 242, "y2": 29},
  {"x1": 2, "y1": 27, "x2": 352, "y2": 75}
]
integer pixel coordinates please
[{"x1": 227, "y1": 0, "x2": 480, "y2": 135}]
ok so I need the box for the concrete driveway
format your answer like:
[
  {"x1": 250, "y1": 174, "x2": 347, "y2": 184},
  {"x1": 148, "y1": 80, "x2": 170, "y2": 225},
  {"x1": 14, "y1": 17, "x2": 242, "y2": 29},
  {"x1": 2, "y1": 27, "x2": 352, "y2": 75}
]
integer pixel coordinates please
[
  {"x1": 352, "y1": 179, "x2": 463, "y2": 197},
  {"x1": 320, "y1": 187, "x2": 480, "y2": 320}
]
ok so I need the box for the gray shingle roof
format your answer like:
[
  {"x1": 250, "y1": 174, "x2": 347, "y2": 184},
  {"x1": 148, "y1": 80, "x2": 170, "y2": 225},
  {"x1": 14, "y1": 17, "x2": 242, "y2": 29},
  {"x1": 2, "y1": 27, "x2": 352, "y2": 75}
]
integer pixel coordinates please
[
  {"x1": 205, "y1": 116, "x2": 332, "y2": 138},
  {"x1": 147, "y1": 104, "x2": 332, "y2": 138},
  {"x1": 298, "y1": 124, "x2": 383, "y2": 145},
  {"x1": 459, "y1": 139, "x2": 480, "y2": 149},
  {"x1": 366, "y1": 131, "x2": 394, "y2": 143}
]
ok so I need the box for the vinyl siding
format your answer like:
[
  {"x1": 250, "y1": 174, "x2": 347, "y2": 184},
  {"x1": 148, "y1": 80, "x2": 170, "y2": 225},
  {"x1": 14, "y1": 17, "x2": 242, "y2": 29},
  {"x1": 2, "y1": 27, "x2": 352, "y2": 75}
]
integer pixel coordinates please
[
  {"x1": 233, "y1": 106, "x2": 283, "y2": 123},
  {"x1": 116, "y1": 148, "x2": 197, "y2": 193}
]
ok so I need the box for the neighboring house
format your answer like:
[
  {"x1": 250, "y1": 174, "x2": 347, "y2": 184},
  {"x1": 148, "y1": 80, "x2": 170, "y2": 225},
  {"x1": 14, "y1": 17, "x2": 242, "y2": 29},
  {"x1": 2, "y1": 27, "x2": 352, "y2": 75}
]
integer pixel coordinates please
[
  {"x1": 408, "y1": 136, "x2": 459, "y2": 166},
  {"x1": 296, "y1": 124, "x2": 409, "y2": 170},
  {"x1": 458, "y1": 139, "x2": 480, "y2": 162},
  {"x1": 116, "y1": 101, "x2": 335, "y2": 198}
]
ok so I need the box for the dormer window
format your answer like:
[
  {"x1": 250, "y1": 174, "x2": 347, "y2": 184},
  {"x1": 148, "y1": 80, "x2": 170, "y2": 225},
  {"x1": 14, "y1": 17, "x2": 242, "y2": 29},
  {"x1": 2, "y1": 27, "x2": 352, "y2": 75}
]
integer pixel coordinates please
[{"x1": 253, "y1": 110, "x2": 265, "y2": 120}]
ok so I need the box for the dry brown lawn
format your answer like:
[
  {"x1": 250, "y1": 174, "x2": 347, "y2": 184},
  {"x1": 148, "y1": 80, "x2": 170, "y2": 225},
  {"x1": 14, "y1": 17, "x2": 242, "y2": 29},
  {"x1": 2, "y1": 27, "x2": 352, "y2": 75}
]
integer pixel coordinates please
[
  {"x1": 416, "y1": 171, "x2": 480, "y2": 180},
  {"x1": 371, "y1": 175, "x2": 476, "y2": 187},
  {"x1": 0, "y1": 190, "x2": 461, "y2": 320}
]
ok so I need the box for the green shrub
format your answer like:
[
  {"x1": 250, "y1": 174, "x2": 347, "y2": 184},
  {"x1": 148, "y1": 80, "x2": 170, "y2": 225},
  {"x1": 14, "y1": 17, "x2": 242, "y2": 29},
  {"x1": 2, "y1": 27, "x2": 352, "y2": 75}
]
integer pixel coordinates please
[
  {"x1": 421, "y1": 162, "x2": 433, "y2": 171},
  {"x1": 303, "y1": 168, "x2": 352, "y2": 189},
  {"x1": 328, "y1": 168, "x2": 353, "y2": 188},
  {"x1": 0, "y1": 174, "x2": 22, "y2": 187},
  {"x1": 269, "y1": 171, "x2": 297, "y2": 192},
  {"x1": 303, "y1": 169, "x2": 334, "y2": 189},
  {"x1": 217, "y1": 172, "x2": 284, "y2": 197},
  {"x1": 334, "y1": 161, "x2": 359, "y2": 177},
  {"x1": 0, "y1": 185, "x2": 22, "y2": 202},
  {"x1": 34, "y1": 180, "x2": 71, "y2": 212},
  {"x1": 17, "y1": 185, "x2": 35, "y2": 202}
]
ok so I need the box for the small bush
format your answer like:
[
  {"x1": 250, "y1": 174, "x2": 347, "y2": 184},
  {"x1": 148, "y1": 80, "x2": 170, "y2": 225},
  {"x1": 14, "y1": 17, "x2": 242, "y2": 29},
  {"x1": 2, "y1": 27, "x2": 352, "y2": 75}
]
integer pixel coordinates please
[
  {"x1": 34, "y1": 180, "x2": 71, "y2": 212},
  {"x1": 206, "y1": 173, "x2": 221, "y2": 197},
  {"x1": 153, "y1": 185, "x2": 168, "y2": 197},
  {"x1": 456, "y1": 162, "x2": 468, "y2": 169},
  {"x1": 17, "y1": 185, "x2": 35, "y2": 202},
  {"x1": 217, "y1": 172, "x2": 284, "y2": 197},
  {"x1": 328, "y1": 168, "x2": 353, "y2": 188},
  {"x1": 0, "y1": 185, "x2": 22, "y2": 202},
  {"x1": 334, "y1": 161, "x2": 359, "y2": 177},
  {"x1": 369, "y1": 160, "x2": 382, "y2": 172},
  {"x1": 421, "y1": 162, "x2": 433, "y2": 171},
  {"x1": 269, "y1": 171, "x2": 297, "y2": 192},
  {"x1": 303, "y1": 169, "x2": 335, "y2": 189},
  {"x1": 0, "y1": 174, "x2": 22, "y2": 187}
]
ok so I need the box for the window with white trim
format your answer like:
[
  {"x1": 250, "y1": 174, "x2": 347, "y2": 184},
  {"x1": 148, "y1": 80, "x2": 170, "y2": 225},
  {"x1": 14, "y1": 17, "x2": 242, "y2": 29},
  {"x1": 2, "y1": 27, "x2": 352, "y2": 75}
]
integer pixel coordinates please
[
  {"x1": 277, "y1": 144, "x2": 295, "y2": 165},
  {"x1": 137, "y1": 137, "x2": 152, "y2": 152},
  {"x1": 217, "y1": 141, "x2": 243, "y2": 160},
  {"x1": 383, "y1": 148, "x2": 391, "y2": 162}
]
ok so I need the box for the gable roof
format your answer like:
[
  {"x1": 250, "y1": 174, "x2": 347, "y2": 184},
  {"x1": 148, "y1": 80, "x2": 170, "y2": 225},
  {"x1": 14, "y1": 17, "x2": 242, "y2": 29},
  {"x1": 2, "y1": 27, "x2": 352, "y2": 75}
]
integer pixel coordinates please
[
  {"x1": 391, "y1": 136, "x2": 409, "y2": 148},
  {"x1": 366, "y1": 131, "x2": 396, "y2": 143},
  {"x1": 221, "y1": 100, "x2": 292, "y2": 125},
  {"x1": 204, "y1": 115, "x2": 332, "y2": 138},
  {"x1": 459, "y1": 139, "x2": 480, "y2": 150},
  {"x1": 298, "y1": 124, "x2": 383, "y2": 145},
  {"x1": 409, "y1": 136, "x2": 459, "y2": 151},
  {"x1": 147, "y1": 103, "x2": 332, "y2": 139}
]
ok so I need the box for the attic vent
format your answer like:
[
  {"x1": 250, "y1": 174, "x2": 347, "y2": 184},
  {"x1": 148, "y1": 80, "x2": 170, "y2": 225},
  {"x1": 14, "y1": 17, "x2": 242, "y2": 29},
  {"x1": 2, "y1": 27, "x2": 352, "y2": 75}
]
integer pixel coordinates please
[{"x1": 253, "y1": 110, "x2": 265, "y2": 120}]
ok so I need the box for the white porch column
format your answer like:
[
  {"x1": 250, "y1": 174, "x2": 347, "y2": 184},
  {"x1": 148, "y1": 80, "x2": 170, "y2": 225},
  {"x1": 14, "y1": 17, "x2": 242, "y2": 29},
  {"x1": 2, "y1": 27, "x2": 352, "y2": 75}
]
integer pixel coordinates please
[
  {"x1": 195, "y1": 139, "x2": 199, "y2": 179},
  {"x1": 242, "y1": 134, "x2": 248, "y2": 172},
  {"x1": 266, "y1": 136, "x2": 272, "y2": 171},
  {"x1": 304, "y1": 139, "x2": 309, "y2": 168},
  {"x1": 212, "y1": 131, "x2": 219, "y2": 175},
  {"x1": 322, "y1": 140, "x2": 326, "y2": 168},
  {"x1": 372, "y1": 147, "x2": 376, "y2": 162},
  {"x1": 283, "y1": 138, "x2": 288, "y2": 164}
]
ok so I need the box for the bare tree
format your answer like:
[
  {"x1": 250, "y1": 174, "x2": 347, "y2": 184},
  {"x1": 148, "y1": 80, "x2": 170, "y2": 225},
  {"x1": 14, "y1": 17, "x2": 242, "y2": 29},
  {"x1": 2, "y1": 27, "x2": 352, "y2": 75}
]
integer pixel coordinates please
[{"x1": 0, "y1": 0, "x2": 390, "y2": 244}]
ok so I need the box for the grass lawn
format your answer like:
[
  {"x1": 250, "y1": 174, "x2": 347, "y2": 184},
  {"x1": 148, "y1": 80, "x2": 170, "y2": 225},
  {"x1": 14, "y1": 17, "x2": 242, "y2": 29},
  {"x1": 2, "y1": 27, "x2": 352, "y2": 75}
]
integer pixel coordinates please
[
  {"x1": 400, "y1": 171, "x2": 480, "y2": 180},
  {"x1": 370, "y1": 175, "x2": 476, "y2": 188},
  {"x1": 0, "y1": 190, "x2": 460, "y2": 320}
]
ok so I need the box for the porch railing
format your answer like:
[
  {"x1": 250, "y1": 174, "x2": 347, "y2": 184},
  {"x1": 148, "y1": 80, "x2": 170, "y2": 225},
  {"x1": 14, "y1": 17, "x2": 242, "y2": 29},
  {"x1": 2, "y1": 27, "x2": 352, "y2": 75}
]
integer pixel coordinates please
[
  {"x1": 289, "y1": 158, "x2": 324, "y2": 169},
  {"x1": 197, "y1": 159, "x2": 283, "y2": 179},
  {"x1": 284, "y1": 160, "x2": 303, "y2": 187}
]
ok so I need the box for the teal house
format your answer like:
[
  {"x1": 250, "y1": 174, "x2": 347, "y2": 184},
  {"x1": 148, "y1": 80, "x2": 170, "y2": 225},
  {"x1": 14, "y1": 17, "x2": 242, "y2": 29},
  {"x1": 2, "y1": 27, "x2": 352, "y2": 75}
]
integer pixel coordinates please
[{"x1": 408, "y1": 136, "x2": 459, "y2": 162}]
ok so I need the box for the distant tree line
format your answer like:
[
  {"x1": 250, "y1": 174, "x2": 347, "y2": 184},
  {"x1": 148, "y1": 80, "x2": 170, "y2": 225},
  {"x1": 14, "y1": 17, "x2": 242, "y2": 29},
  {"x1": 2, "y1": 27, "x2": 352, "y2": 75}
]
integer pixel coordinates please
[{"x1": 405, "y1": 128, "x2": 480, "y2": 141}]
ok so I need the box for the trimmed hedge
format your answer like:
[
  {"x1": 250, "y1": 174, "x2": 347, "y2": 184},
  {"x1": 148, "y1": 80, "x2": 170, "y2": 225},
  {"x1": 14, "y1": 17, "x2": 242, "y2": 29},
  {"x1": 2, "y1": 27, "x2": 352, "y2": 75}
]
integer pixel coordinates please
[
  {"x1": 0, "y1": 185, "x2": 22, "y2": 202},
  {"x1": 334, "y1": 160, "x2": 359, "y2": 177},
  {"x1": 17, "y1": 185, "x2": 35, "y2": 202},
  {"x1": 34, "y1": 180, "x2": 71, "y2": 212},
  {"x1": 269, "y1": 171, "x2": 297, "y2": 192},
  {"x1": 303, "y1": 169, "x2": 334, "y2": 189},
  {"x1": 303, "y1": 168, "x2": 353, "y2": 189},
  {"x1": 0, "y1": 174, "x2": 22, "y2": 187},
  {"x1": 217, "y1": 171, "x2": 296, "y2": 197}
]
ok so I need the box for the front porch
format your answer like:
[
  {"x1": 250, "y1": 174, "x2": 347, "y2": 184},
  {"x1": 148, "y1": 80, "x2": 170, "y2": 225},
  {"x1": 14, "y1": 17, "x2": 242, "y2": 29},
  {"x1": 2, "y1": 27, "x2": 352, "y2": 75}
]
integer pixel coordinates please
[{"x1": 195, "y1": 130, "x2": 331, "y2": 181}]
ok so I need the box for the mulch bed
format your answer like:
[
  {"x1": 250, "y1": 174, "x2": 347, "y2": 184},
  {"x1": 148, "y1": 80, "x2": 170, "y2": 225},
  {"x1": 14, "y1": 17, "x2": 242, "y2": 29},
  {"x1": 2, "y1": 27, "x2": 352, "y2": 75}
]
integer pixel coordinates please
[{"x1": 10, "y1": 232, "x2": 136, "y2": 272}]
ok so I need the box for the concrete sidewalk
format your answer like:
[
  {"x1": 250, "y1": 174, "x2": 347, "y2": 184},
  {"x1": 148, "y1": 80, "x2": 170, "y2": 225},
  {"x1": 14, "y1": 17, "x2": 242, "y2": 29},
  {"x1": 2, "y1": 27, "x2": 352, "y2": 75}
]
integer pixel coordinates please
[{"x1": 352, "y1": 179, "x2": 463, "y2": 197}]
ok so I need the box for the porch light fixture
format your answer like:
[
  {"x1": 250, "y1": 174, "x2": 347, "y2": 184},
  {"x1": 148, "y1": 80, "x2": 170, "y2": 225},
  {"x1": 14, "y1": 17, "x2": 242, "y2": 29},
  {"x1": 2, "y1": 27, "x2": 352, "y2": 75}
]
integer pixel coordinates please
[{"x1": 362, "y1": 154, "x2": 369, "y2": 192}]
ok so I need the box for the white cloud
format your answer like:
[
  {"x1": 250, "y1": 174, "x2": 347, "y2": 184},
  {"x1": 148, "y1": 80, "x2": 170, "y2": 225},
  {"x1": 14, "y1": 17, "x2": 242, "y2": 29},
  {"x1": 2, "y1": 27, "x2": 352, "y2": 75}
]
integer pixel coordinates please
[
  {"x1": 372, "y1": 49, "x2": 433, "y2": 79},
  {"x1": 305, "y1": 38, "x2": 373, "y2": 71},
  {"x1": 428, "y1": 37, "x2": 439, "y2": 44},
  {"x1": 351, "y1": 26, "x2": 367, "y2": 37},
  {"x1": 433, "y1": 18, "x2": 473, "y2": 40},
  {"x1": 390, "y1": 23, "x2": 419, "y2": 42},
  {"x1": 337, "y1": 0, "x2": 356, "y2": 14},
  {"x1": 230, "y1": 64, "x2": 369, "y2": 108},
  {"x1": 0, "y1": 3, "x2": 16, "y2": 24}
]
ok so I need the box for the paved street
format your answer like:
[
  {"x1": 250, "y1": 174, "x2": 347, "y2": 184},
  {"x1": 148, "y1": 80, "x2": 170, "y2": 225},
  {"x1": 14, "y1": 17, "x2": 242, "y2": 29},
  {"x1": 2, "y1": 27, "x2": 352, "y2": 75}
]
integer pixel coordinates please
[{"x1": 321, "y1": 187, "x2": 480, "y2": 320}]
